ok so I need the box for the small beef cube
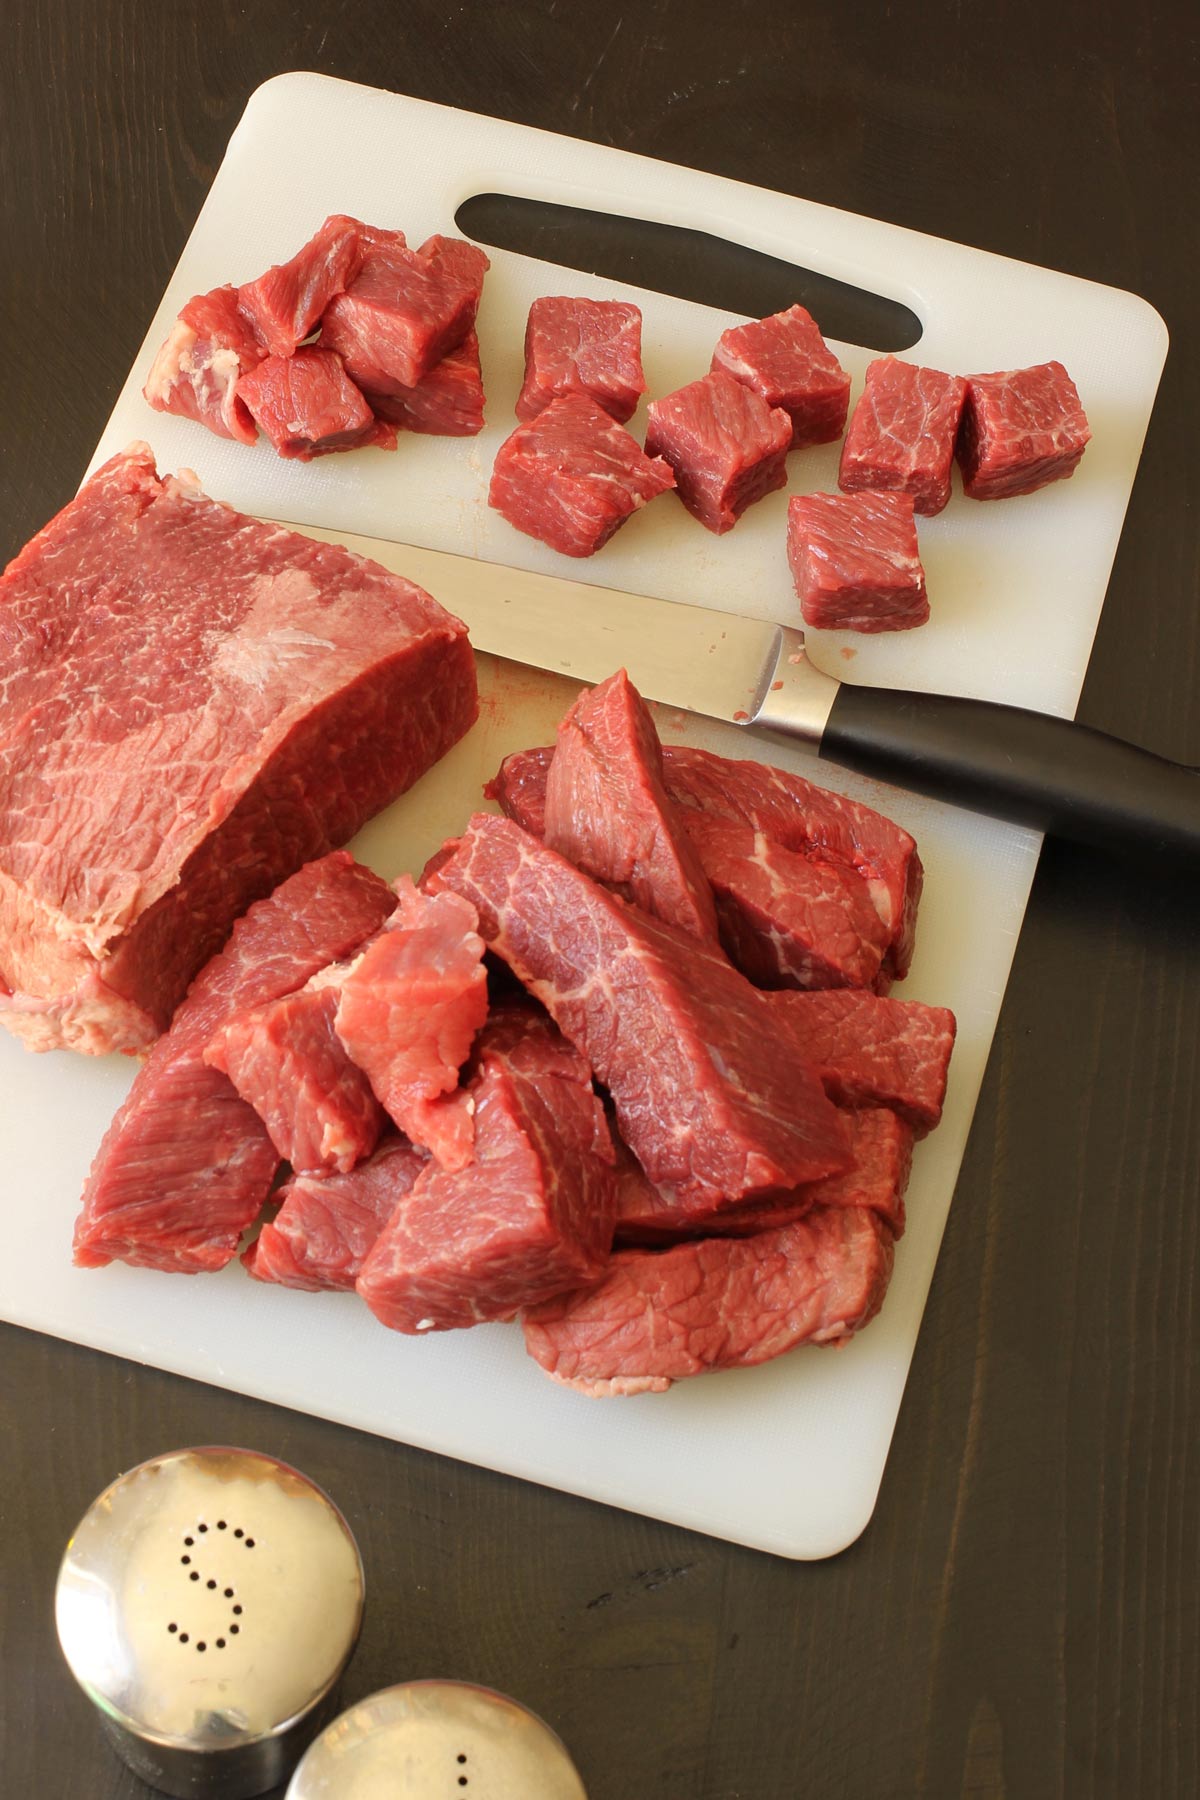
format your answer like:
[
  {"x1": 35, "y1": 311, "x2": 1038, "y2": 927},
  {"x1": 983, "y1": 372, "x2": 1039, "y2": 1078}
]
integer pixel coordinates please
[
  {"x1": 517, "y1": 296, "x2": 646, "y2": 424},
  {"x1": 371, "y1": 332, "x2": 485, "y2": 436},
  {"x1": 787, "y1": 490, "x2": 929, "y2": 633},
  {"x1": 839, "y1": 356, "x2": 967, "y2": 515},
  {"x1": 320, "y1": 237, "x2": 479, "y2": 391},
  {"x1": 334, "y1": 876, "x2": 488, "y2": 1170},
  {"x1": 711, "y1": 304, "x2": 850, "y2": 448},
  {"x1": 773, "y1": 988, "x2": 957, "y2": 1133},
  {"x1": 236, "y1": 347, "x2": 397, "y2": 459},
  {"x1": 957, "y1": 361, "x2": 1090, "y2": 499},
  {"x1": 417, "y1": 233, "x2": 490, "y2": 302},
  {"x1": 489, "y1": 394, "x2": 675, "y2": 558},
  {"x1": 237, "y1": 214, "x2": 365, "y2": 356},
  {"x1": 645, "y1": 369, "x2": 791, "y2": 533},
  {"x1": 143, "y1": 284, "x2": 265, "y2": 444},
  {"x1": 244, "y1": 1136, "x2": 427, "y2": 1292}
]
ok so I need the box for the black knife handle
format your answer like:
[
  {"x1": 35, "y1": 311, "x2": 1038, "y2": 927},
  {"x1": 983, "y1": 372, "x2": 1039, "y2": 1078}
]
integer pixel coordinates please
[{"x1": 820, "y1": 684, "x2": 1200, "y2": 862}]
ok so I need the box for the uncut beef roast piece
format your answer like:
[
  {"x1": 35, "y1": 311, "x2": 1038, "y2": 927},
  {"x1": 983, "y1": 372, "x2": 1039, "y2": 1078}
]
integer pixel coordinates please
[
  {"x1": 645, "y1": 369, "x2": 791, "y2": 534},
  {"x1": 787, "y1": 491, "x2": 929, "y2": 634},
  {"x1": 235, "y1": 347, "x2": 397, "y2": 459},
  {"x1": 334, "y1": 877, "x2": 488, "y2": 1171},
  {"x1": 544, "y1": 670, "x2": 718, "y2": 943},
  {"x1": 244, "y1": 1135, "x2": 427, "y2": 1293},
  {"x1": 372, "y1": 332, "x2": 485, "y2": 437},
  {"x1": 773, "y1": 988, "x2": 956, "y2": 1133},
  {"x1": 73, "y1": 853, "x2": 394, "y2": 1275},
  {"x1": 838, "y1": 355, "x2": 968, "y2": 517},
  {"x1": 356, "y1": 1003, "x2": 617, "y2": 1334},
  {"x1": 320, "y1": 234, "x2": 480, "y2": 393},
  {"x1": 236, "y1": 214, "x2": 366, "y2": 357},
  {"x1": 522, "y1": 1204, "x2": 895, "y2": 1396},
  {"x1": 957, "y1": 361, "x2": 1090, "y2": 500},
  {"x1": 488, "y1": 394, "x2": 675, "y2": 558},
  {"x1": 710, "y1": 305, "x2": 851, "y2": 450},
  {"x1": 0, "y1": 445, "x2": 477, "y2": 1055},
  {"x1": 204, "y1": 967, "x2": 384, "y2": 1177},
  {"x1": 426, "y1": 814, "x2": 851, "y2": 1212},
  {"x1": 143, "y1": 284, "x2": 265, "y2": 445},
  {"x1": 516, "y1": 296, "x2": 646, "y2": 424}
]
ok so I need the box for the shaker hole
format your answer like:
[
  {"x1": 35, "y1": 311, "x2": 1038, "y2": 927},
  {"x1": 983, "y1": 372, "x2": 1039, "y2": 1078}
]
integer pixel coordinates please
[
  {"x1": 224, "y1": 1587, "x2": 234, "y2": 1598},
  {"x1": 181, "y1": 1556, "x2": 190, "y2": 1565},
  {"x1": 230, "y1": 1625, "x2": 240, "y2": 1636},
  {"x1": 179, "y1": 1633, "x2": 189, "y2": 1644},
  {"x1": 216, "y1": 1638, "x2": 226, "y2": 1649},
  {"x1": 198, "y1": 1523, "x2": 208, "y2": 1533},
  {"x1": 233, "y1": 1604, "x2": 243, "y2": 1615},
  {"x1": 207, "y1": 1579, "x2": 217, "y2": 1590},
  {"x1": 197, "y1": 1642, "x2": 207, "y2": 1653},
  {"x1": 217, "y1": 1520, "x2": 227, "y2": 1530},
  {"x1": 190, "y1": 1572, "x2": 200, "y2": 1582},
  {"x1": 167, "y1": 1623, "x2": 177, "y2": 1634},
  {"x1": 183, "y1": 1536, "x2": 194, "y2": 1546},
  {"x1": 234, "y1": 1528, "x2": 244, "y2": 1538},
  {"x1": 244, "y1": 1538, "x2": 255, "y2": 1549}
]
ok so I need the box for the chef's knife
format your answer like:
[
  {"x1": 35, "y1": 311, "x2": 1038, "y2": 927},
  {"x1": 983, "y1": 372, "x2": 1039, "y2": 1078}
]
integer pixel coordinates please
[{"x1": 277, "y1": 521, "x2": 1200, "y2": 863}]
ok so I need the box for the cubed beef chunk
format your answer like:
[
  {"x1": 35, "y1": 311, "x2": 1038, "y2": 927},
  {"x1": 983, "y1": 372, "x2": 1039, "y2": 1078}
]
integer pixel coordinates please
[
  {"x1": 243, "y1": 1135, "x2": 427, "y2": 1292},
  {"x1": 320, "y1": 236, "x2": 480, "y2": 391},
  {"x1": 711, "y1": 305, "x2": 850, "y2": 449},
  {"x1": 645, "y1": 369, "x2": 791, "y2": 533},
  {"x1": 236, "y1": 347, "x2": 396, "y2": 458},
  {"x1": 236, "y1": 214, "x2": 365, "y2": 356},
  {"x1": 371, "y1": 332, "x2": 485, "y2": 436},
  {"x1": 787, "y1": 490, "x2": 929, "y2": 633},
  {"x1": 517, "y1": 296, "x2": 646, "y2": 424},
  {"x1": 772, "y1": 988, "x2": 956, "y2": 1133},
  {"x1": 143, "y1": 284, "x2": 265, "y2": 444},
  {"x1": 839, "y1": 355, "x2": 967, "y2": 516},
  {"x1": 957, "y1": 360, "x2": 1090, "y2": 499}
]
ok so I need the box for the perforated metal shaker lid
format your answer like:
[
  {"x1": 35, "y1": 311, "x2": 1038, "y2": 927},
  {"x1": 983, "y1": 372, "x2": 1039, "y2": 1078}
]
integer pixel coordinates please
[
  {"x1": 55, "y1": 1446, "x2": 364, "y2": 1799},
  {"x1": 287, "y1": 1680, "x2": 589, "y2": 1798}
]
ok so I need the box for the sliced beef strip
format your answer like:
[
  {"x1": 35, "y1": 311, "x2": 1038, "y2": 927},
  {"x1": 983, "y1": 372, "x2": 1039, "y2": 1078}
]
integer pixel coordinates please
[
  {"x1": 516, "y1": 296, "x2": 646, "y2": 424},
  {"x1": 243, "y1": 1135, "x2": 427, "y2": 1292},
  {"x1": 143, "y1": 284, "x2": 265, "y2": 444},
  {"x1": 787, "y1": 490, "x2": 929, "y2": 634},
  {"x1": 236, "y1": 214, "x2": 366, "y2": 357},
  {"x1": 73, "y1": 853, "x2": 394, "y2": 1275},
  {"x1": 838, "y1": 355, "x2": 967, "y2": 517},
  {"x1": 957, "y1": 361, "x2": 1090, "y2": 499},
  {"x1": 710, "y1": 304, "x2": 851, "y2": 450},
  {"x1": 522, "y1": 1204, "x2": 895, "y2": 1396},
  {"x1": 356, "y1": 1002, "x2": 616, "y2": 1333},
  {"x1": 645, "y1": 369, "x2": 791, "y2": 533},
  {"x1": 236, "y1": 347, "x2": 397, "y2": 459},
  {"x1": 0, "y1": 445, "x2": 477, "y2": 1055},
  {"x1": 772, "y1": 988, "x2": 956, "y2": 1133},
  {"x1": 426, "y1": 813, "x2": 851, "y2": 1212},
  {"x1": 544, "y1": 670, "x2": 718, "y2": 943}
]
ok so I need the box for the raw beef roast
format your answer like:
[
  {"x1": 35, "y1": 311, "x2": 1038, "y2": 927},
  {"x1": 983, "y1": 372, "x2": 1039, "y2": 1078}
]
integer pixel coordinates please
[
  {"x1": 427, "y1": 813, "x2": 851, "y2": 1212},
  {"x1": 544, "y1": 670, "x2": 718, "y2": 942},
  {"x1": 236, "y1": 214, "x2": 365, "y2": 357},
  {"x1": 773, "y1": 988, "x2": 956, "y2": 1132},
  {"x1": 957, "y1": 361, "x2": 1090, "y2": 499},
  {"x1": 334, "y1": 877, "x2": 488, "y2": 1169},
  {"x1": 517, "y1": 296, "x2": 646, "y2": 424},
  {"x1": 787, "y1": 490, "x2": 929, "y2": 634},
  {"x1": 711, "y1": 305, "x2": 850, "y2": 449},
  {"x1": 489, "y1": 394, "x2": 675, "y2": 557},
  {"x1": 522, "y1": 1204, "x2": 894, "y2": 1396},
  {"x1": 0, "y1": 445, "x2": 477, "y2": 1054},
  {"x1": 371, "y1": 332, "x2": 485, "y2": 436},
  {"x1": 143, "y1": 284, "x2": 265, "y2": 444},
  {"x1": 73, "y1": 853, "x2": 393, "y2": 1274},
  {"x1": 839, "y1": 356, "x2": 967, "y2": 516},
  {"x1": 645, "y1": 369, "x2": 791, "y2": 533},
  {"x1": 244, "y1": 1135, "x2": 427, "y2": 1292},
  {"x1": 356, "y1": 1004, "x2": 616, "y2": 1333},
  {"x1": 235, "y1": 347, "x2": 397, "y2": 459}
]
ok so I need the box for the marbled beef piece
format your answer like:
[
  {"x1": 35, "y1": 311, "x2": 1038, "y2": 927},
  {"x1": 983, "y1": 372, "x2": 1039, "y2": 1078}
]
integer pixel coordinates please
[
  {"x1": 522, "y1": 1203, "x2": 894, "y2": 1395},
  {"x1": 839, "y1": 355, "x2": 967, "y2": 516},
  {"x1": 0, "y1": 445, "x2": 477, "y2": 1055},
  {"x1": 711, "y1": 305, "x2": 850, "y2": 449},
  {"x1": 72, "y1": 853, "x2": 394, "y2": 1274},
  {"x1": 244, "y1": 1135, "x2": 427, "y2": 1292},
  {"x1": 517, "y1": 296, "x2": 646, "y2": 424},
  {"x1": 787, "y1": 490, "x2": 929, "y2": 633},
  {"x1": 772, "y1": 987, "x2": 956, "y2": 1134},
  {"x1": 143, "y1": 284, "x2": 265, "y2": 444},
  {"x1": 371, "y1": 332, "x2": 485, "y2": 436},
  {"x1": 489, "y1": 394, "x2": 675, "y2": 558},
  {"x1": 645, "y1": 369, "x2": 791, "y2": 533},
  {"x1": 236, "y1": 214, "x2": 366, "y2": 357},
  {"x1": 236, "y1": 347, "x2": 397, "y2": 459},
  {"x1": 320, "y1": 236, "x2": 480, "y2": 391},
  {"x1": 957, "y1": 361, "x2": 1090, "y2": 499}
]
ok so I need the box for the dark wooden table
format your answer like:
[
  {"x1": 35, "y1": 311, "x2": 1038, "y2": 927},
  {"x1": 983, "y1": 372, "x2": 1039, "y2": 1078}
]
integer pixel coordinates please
[{"x1": 2, "y1": 4, "x2": 1197, "y2": 1795}]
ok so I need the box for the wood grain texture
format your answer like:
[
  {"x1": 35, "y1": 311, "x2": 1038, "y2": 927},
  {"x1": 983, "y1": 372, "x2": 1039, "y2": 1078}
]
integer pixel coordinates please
[{"x1": 0, "y1": 2, "x2": 1197, "y2": 1796}]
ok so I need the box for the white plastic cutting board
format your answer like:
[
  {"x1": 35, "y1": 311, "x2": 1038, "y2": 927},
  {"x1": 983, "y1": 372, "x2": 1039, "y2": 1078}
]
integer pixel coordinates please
[{"x1": 0, "y1": 76, "x2": 1167, "y2": 1558}]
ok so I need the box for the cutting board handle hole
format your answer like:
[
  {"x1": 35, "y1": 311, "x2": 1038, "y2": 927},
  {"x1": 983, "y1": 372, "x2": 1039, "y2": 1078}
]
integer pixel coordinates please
[{"x1": 455, "y1": 193, "x2": 922, "y2": 352}]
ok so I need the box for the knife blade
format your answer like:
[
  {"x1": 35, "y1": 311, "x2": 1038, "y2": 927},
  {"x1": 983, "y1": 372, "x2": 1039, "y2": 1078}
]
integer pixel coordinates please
[{"x1": 272, "y1": 520, "x2": 1199, "y2": 865}]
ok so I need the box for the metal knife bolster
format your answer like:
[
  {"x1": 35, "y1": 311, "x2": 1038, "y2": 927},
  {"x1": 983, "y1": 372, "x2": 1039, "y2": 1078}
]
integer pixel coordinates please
[{"x1": 746, "y1": 626, "x2": 841, "y2": 746}]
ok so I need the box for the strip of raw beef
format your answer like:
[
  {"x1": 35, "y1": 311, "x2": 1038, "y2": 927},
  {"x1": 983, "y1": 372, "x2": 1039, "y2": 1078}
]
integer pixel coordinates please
[
  {"x1": 427, "y1": 814, "x2": 851, "y2": 1211},
  {"x1": 356, "y1": 1004, "x2": 616, "y2": 1333},
  {"x1": 614, "y1": 1105, "x2": 914, "y2": 1243},
  {"x1": 236, "y1": 214, "x2": 365, "y2": 356},
  {"x1": 772, "y1": 988, "x2": 956, "y2": 1132},
  {"x1": 544, "y1": 670, "x2": 718, "y2": 942},
  {"x1": 489, "y1": 394, "x2": 675, "y2": 557},
  {"x1": 522, "y1": 1204, "x2": 894, "y2": 1395},
  {"x1": 787, "y1": 491, "x2": 929, "y2": 633},
  {"x1": 244, "y1": 1135, "x2": 427, "y2": 1292},
  {"x1": 334, "y1": 876, "x2": 488, "y2": 1170},
  {"x1": 73, "y1": 853, "x2": 394, "y2": 1274},
  {"x1": 0, "y1": 445, "x2": 477, "y2": 1055},
  {"x1": 205, "y1": 968, "x2": 384, "y2": 1175},
  {"x1": 516, "y1": 297, "x2": 646, "y2": 424},
  {"x1": 320, "y1": 236, "x2": 479, "y2": 391},
  {"x1": 710, "y1": 305, "x2": 850, "y2": 449},
  {"x1": 957, "y1": 361, "x2": 1090, "y2": 499},
  {"x1": 839, "y1": 356, "x2": 967, "y2": 516},
  {"x1": 645, "y1": 369, "x2": 791, "y2": 533},
  {"x1": 236, "y1": 348, "x2": 397, "y2": 459},
  {"x1": 371, "y1": 333, "x2": 485, "y2": 436},
  {"x1": 143, "y1": 285, "x2": 265, "y2": 444}
]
